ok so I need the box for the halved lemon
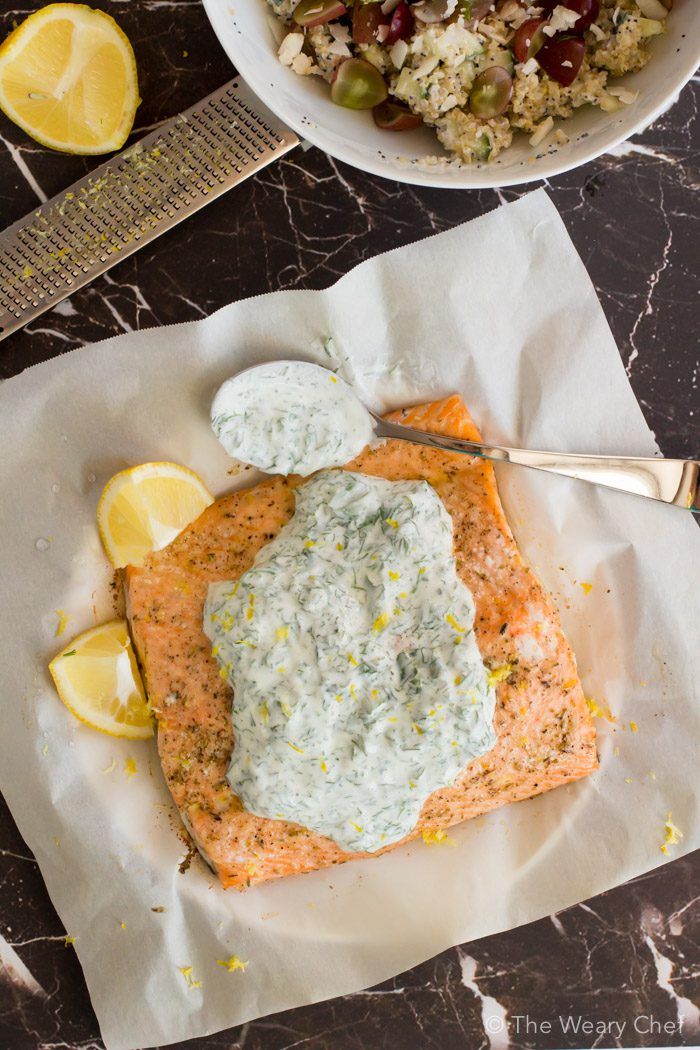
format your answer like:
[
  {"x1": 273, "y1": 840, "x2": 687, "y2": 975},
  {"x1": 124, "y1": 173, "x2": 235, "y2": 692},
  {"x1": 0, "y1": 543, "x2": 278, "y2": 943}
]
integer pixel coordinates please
[
  {"x1": 49, "y1": 620, "x2": 153, "y2": 738},
  {"x1": 97, "y1": 461, "x2": 214, "y2": 568},
  {"x1": 0, "y1": 4, "x2": 139, "y2": 154}
]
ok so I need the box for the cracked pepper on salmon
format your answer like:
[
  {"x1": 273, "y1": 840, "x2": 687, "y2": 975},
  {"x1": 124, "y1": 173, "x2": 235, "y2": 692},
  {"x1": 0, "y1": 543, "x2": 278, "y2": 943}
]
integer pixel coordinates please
[{"x1": 125, "y1": 395, "x2": 597, "y2": 888}]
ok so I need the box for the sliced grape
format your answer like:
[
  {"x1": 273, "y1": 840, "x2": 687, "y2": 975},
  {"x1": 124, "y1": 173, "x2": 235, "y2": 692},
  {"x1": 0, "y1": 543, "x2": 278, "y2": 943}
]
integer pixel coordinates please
[
  {"x1": 331, "y1": 57, "x2": 389, "y2": 108},
  {"x1": 513, "y1": 17, "x2": 546, "y2": 62},
  {"x1": 373, "y1": 99, "x2": 423, "y2": 130},
  {"x1": 468, "y1": 66, "x2": 513, "y2": 118},
  {"x1": 536, "y1": 35, "x2": 585, "y2": 86},
  {"x1": 293, "y1": 0, "x2": 347, "y2": 27},
  {"x1": 538, "y1": 0, "x2": 599, "y2": 32},
  {"x1": 384, "y1": 1, "x2": 414, "y2": 43},
  {"x1": 463, "y1": 0, "x2": 493, "y2": 21},
  {"x1": 352, "y1": 0, "x2": 389, "y2": 44},
  {"x1": 412, "y1": 0, "x2": 449, "y2": 24}
]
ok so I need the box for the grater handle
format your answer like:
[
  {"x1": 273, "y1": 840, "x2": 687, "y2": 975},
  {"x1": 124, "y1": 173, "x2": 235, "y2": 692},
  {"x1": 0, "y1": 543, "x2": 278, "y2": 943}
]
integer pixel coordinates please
[{"x1": 0, "y1": 79, "x2": 299, "y2": 343}]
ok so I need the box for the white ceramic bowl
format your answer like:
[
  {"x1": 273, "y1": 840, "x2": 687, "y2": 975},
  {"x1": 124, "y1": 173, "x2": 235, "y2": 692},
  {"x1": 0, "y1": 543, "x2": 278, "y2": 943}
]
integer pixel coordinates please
[{"x1": 203, "y1": 0, "x2": 699, "y2": 188}]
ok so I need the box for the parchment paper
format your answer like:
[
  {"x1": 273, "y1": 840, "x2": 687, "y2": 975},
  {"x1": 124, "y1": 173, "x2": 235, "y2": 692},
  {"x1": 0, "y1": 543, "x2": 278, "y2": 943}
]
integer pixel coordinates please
[{"x1": 1, "y1": 190, "x2": 698, "y2": 1050}]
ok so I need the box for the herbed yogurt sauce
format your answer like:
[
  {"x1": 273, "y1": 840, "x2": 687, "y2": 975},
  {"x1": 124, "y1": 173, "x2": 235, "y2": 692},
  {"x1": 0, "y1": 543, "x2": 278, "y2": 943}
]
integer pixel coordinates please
[
  {"x1": 211, "y1": 360, "x2": 375, "y2": 477},
  {"x1": 204, "y1": 469, "x2": 497, "y2": 853}
]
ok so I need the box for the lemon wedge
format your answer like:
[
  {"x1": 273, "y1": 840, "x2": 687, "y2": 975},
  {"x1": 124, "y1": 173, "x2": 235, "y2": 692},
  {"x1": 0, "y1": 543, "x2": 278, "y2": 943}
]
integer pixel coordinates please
[
  {"x1": 0, "y1": 3, "x2": 139, "y2": 154},
  {"x1": 49, "y1": 620, "x2": 153, "y2": 738},
  {"x1": 97, "y1": 461, "x2": 214, "y2": 568}
]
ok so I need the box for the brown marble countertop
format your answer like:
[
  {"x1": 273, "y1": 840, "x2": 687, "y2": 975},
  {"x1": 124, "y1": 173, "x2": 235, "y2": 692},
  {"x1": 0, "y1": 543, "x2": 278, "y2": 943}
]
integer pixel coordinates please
[{"x1": 0, "y1": 1, "x2": 698, "y2": 1047}]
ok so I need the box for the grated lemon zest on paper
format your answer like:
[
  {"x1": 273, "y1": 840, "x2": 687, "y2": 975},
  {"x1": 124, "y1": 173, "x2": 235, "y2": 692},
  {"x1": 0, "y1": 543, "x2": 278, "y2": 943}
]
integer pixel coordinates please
[
  {"x1": 585, "y1": 697, "x2": 616, "y2": 723},
  {"x1": 179, "y1": 965, "x2": 202, "y2": 989},
  {"x1": 660, "y1": 812, "x2": 683, "y2": 855},
  {"x1": 217, "y1": 955, "x2": 248, "y2": 973},
  {"x1": 422, "y1": 829, "x2": 456, "y2": 847}
]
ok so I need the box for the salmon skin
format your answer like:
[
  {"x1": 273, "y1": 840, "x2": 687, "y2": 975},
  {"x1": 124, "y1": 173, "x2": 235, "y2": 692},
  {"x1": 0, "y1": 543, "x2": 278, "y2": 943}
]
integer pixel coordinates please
[{"x1": 126, "y1": 396, "x2": 597, "y2": 889}]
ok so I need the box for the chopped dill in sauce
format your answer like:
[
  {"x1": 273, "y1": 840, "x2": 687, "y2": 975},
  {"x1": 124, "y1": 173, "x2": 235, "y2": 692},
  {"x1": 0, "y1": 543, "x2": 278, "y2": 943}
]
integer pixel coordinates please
[
  {"x1": 210, "y1": 361, "x2": 375, "y2": 477},
  {"x1": 204, "y1": 469, "x2": 497, "y2": 853}
]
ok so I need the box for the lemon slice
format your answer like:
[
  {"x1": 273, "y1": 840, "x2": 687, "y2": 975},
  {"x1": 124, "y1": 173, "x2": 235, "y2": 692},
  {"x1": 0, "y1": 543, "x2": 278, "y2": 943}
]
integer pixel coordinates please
[
  {"x1": 49, "y1": 620, "x2": 153, "y2": 738},
  {"x1": 0, "y1": 3, "x2": 139, "y2": 154},
  {"x1": 98, "y1": 461, "x2": 214, "y2": 568}
]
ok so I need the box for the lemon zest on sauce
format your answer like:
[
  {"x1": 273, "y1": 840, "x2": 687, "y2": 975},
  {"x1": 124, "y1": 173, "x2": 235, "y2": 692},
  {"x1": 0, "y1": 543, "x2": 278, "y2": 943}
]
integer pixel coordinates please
[
  {"x1": 55, "y1": 609, "x2": 68, "y2": 636},
  {"x1": 124, "y1": 757, "x2": 137, "y2": 778}
]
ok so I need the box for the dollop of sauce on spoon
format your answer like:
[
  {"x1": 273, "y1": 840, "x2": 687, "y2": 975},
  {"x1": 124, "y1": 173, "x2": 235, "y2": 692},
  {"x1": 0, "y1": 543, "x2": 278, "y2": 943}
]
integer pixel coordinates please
[{"x1": 211, "y1": 360, "x2": 375, "y2": 477}]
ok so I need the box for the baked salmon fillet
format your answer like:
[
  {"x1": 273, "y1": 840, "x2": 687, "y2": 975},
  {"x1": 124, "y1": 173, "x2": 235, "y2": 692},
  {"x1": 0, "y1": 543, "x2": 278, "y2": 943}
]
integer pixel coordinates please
[{"x1": 125, "y1": 395, "x2": 597, "y2": 888}]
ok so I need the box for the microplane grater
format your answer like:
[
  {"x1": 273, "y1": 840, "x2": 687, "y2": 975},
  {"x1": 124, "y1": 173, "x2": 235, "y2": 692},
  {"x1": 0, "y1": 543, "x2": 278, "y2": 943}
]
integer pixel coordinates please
[{"x1": 0, "y1": 78, "x2": 299, "y2": 342}]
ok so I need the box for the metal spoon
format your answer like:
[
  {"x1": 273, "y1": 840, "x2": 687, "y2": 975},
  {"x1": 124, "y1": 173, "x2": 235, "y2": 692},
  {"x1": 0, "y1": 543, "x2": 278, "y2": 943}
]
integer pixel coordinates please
[
  {"x1": 219, "y1": 361, "x2": 699, "y2": 512},
  {"x1": 372, "y1": 412, "x2": 699, "y2": 513}
]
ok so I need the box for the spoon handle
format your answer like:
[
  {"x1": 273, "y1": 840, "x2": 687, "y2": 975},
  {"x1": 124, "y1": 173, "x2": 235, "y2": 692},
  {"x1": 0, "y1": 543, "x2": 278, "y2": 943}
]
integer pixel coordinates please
[{"x1": 374, "y1": 418, "x2": 700, "y2": 513}]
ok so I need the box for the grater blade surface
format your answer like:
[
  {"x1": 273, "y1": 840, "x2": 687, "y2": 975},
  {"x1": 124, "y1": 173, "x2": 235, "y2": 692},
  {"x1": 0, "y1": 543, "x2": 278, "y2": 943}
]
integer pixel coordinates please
[{"x1": 0, "y1": 78, "x2": 299, "y2": 342}]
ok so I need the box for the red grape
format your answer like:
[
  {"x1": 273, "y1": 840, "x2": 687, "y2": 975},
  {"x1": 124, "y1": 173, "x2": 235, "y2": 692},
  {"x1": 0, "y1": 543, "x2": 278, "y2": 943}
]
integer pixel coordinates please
[
  {"x1": 538, "y1": 0, "x2": 599, "y2": 33},
  {"x1": 536, "y1": 35, "x2": 585, "y2": 86},
  {"x1": 513, "y1": 17, "x2": 545, "y2": 62},
  {"x1": 384, "y1": 0, "x2": 414, "y2": 44},
  {"x1": 352, "y1": 1, "x2": 389, "y2": 44},
  {"x1": 373, "y1": 100, "x2": 423, "y2": 130}
]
